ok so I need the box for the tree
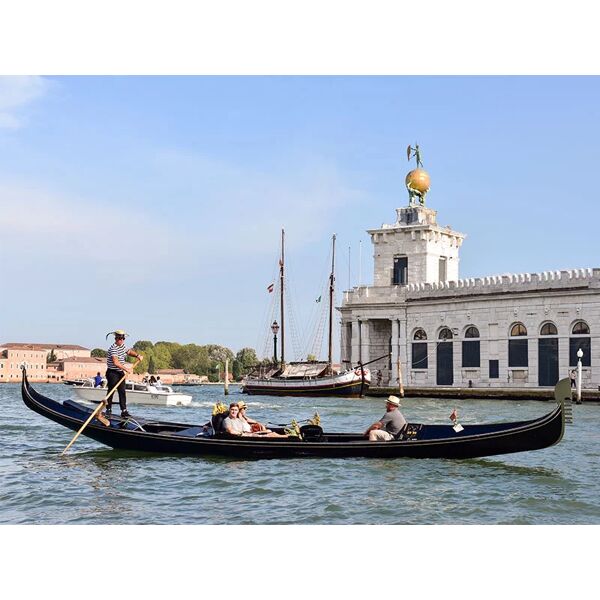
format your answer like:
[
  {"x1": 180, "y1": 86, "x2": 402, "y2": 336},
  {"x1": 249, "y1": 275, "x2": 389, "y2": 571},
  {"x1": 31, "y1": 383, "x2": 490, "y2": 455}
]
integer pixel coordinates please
[
  {"x1": 207, "y1": 344, "x2": 234, "y2": 364},
  {"x1": 307, "y1": 354, "x2": 317, "y2": 362},
  {"x1": 47, "y1": 349, "x2": 57, "y2": 363},
  {"x1": 152, "y1": 344, "x2": 173, "y2": 370},
  {"x1": 133, "y1": 340, "x2": 154, "y2": 352},
  {"x1": 232, "y1": 348, "x2": 258, "y2": 380},
  {"x1": 236, "y1": 347, "x2": 258, "y2": 369},
  {"x1": 148, "y1": 355, "x2": 156, "y2": 375},
  {"x1": 91, "y1": 348, "x2": 107, "y2": 358}
]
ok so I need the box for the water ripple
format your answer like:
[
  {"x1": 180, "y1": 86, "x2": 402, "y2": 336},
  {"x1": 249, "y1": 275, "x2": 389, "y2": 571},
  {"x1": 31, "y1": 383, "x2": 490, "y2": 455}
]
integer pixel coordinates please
[{"x1": 2, "y1": 383, "x2": 600, "y2": 524}]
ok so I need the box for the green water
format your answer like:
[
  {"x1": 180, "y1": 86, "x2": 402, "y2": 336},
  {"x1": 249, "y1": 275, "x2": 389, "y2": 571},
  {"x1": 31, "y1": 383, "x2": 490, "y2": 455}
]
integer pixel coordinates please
[{"x1": 2, "y1": 383, "x2": 599, "y2": 524}]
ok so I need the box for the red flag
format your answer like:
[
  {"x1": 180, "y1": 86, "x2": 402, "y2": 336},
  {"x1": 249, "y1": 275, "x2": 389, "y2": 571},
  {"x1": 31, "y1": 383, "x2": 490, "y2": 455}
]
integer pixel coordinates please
[
  {"x1": 267, "y1": 283, "x2": 274, "y2": 293},
  {"x1": 449, "y1": 408, "x2": 457, "y2": 422}
]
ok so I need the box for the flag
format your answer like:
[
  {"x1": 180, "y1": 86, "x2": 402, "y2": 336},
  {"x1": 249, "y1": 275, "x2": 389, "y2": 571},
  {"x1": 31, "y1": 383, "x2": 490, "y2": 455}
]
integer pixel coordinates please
[
  {"x1": 315, "y1": 296, "x2": 321, "y2": 303},
  {"x1": 267, "y1": 283, "x2": 274, "y2": 293},
  {"x1": 449, "y1": 408, "x2": 457, "y2": 422}
]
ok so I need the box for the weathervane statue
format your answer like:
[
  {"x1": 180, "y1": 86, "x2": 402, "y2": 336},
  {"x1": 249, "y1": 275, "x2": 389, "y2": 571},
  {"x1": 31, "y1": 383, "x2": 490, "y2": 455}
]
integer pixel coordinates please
[
  {"x1": 407, "y1": 143, "x2": 423, "y2": 168},
  {"x1": 405, "y1": 142, "x2": 430, "y2": 206}
]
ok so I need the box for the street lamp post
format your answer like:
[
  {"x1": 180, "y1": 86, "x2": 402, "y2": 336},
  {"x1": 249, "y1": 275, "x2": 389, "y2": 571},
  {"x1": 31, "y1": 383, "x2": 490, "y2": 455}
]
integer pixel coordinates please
[
  {"x1": 577, "y1": 348, "x2": 583, "y2": 404},
  {"x1": 271, "y1": 320, "x2": 280, "y2": 365}
]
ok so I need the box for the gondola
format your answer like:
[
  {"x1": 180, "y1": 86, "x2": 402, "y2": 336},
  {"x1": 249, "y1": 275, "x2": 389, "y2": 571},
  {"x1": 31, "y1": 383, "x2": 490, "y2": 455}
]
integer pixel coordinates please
[{"x1": 21, "y1": 367, "x2": 568, "y2": 459}]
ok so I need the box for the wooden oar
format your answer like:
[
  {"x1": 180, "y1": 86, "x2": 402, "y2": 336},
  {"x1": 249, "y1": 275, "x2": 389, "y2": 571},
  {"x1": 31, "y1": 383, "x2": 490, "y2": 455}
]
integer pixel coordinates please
[{"x1": 61, "y1": 359, "x2": 141, "y2": 455}]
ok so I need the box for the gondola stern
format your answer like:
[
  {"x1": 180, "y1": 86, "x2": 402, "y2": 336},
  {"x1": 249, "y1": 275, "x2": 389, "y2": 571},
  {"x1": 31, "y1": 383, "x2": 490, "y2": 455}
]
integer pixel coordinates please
[{"x1": 553, "y1": 377, "x2": 572, "y2": 445}]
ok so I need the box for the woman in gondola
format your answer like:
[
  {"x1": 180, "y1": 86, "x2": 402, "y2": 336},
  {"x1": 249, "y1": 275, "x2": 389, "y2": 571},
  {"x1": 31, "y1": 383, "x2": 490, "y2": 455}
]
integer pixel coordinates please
[
  {"x1": 237, "y1": 400, "x2": 268, "y2": 433},
  {"x1": 228, "y1": 401, "x2": 287, "y2": 438}
]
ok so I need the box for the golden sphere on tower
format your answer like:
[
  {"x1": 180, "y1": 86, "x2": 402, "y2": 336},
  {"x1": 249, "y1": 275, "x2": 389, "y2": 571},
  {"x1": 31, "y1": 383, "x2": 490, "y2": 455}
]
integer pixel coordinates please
[{"x1": 405, "y1": 168, "x2": 430, "y2": 195}]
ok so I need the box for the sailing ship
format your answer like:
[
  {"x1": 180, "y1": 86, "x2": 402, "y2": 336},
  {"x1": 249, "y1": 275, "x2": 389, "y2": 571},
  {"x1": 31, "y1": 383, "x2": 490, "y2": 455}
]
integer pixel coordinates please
[{"x1": 242, "y1": 230, "x2": 371, "y2": 397}]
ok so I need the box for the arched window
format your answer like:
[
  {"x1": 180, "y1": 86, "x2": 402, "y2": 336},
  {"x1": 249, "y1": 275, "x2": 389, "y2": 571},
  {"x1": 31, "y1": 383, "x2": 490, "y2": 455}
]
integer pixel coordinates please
[
  {"x1": 462, "y1": 326, "x2": 480, "y2": 367},
  {"x1": 412, "y1": 329, "x2": 428, "y2": 369},
  {"x1": 572, "y1": 321, "x2": 590, "y2": 335},
  {"x1": 510, "y1": 323, "x2": 527, "y2": 336},
  {"x1": 570, "y1": 320, "x2": 591, "y2": 366},
  {"x1": 540, "y1": 323, "x2": 558, "y2": 336},
  {"x1": 439, "y1": 328, "x2": 453, "y2": 340},
  {"x1": 509, "y1": 323, "x2": 528, "y2": 367}
]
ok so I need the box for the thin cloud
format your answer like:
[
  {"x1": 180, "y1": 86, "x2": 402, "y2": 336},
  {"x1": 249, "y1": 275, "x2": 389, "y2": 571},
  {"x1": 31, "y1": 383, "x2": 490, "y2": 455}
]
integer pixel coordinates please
[
  {"x1": 151, "y1": 148, "x2": 366, "y2": 257},
  {"x1": 0, "y1": 76, "x2": 50, "y2": 129},
  {"x1": 0, "y1": 181, "x2": 194, "y2": 284}
]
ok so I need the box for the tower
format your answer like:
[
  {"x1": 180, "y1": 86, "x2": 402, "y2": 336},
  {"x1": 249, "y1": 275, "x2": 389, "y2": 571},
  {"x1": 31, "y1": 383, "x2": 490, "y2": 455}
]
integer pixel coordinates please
[{"x1": 369, "y1": 146, "x2": 465, "y2": 287}]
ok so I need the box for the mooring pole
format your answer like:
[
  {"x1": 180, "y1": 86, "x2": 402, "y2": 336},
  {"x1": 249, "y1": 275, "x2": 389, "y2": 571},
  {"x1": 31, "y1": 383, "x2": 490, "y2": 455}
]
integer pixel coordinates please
[{"x1": 398, "y1": 357, "x2": 404, "y2": 397}]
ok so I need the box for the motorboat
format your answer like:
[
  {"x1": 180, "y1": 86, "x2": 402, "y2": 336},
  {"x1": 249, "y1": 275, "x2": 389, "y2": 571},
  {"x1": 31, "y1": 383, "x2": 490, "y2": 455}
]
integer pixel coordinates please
[{"x1": 72, "y1": 379, "x2": 193, "y2": 407}]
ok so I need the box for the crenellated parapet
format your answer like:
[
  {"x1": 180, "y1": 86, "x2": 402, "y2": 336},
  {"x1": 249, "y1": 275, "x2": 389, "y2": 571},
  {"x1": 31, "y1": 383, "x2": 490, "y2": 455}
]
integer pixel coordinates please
[
  {"x1": 341, "y1": 267, "x2": 600, "y2": 308},
  {"x1": 404, "y1": 267, "x2": 600, "y2": 299}
]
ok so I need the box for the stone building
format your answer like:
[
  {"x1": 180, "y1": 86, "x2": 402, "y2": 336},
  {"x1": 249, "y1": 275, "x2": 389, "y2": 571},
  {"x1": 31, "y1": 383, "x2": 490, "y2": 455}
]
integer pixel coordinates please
[{"x1": 339, "y1": 159, "x2": 599, "y2": 389}]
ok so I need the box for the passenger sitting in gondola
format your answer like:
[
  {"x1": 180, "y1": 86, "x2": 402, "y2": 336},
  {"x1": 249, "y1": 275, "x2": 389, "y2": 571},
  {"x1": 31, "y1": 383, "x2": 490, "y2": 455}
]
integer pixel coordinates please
[
  {"x1": 364, "y1": 395, "x2": 406, "y2": 441},
  {"x1": 237, "y1": 400, "x2": 269, "y2": 433},
  {"x1": 223, "y1": 403, "x2": 248, "y2": 436},
  {"x1": 222, "y1": 402, "x2": 288, "y2": 438}
]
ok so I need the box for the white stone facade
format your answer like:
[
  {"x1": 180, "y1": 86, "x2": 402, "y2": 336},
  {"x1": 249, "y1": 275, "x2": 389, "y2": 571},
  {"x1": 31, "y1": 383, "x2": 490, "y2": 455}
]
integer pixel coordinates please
[{"x1": 340, "y1": 205, "x2": 600, "y2": 389}]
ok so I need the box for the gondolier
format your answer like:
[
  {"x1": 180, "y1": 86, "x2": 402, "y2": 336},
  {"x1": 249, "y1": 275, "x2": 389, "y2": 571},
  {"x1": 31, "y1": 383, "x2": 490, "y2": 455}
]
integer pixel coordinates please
[{"x1": 103, "y1": 330, "x2": 143, "y2": 419}]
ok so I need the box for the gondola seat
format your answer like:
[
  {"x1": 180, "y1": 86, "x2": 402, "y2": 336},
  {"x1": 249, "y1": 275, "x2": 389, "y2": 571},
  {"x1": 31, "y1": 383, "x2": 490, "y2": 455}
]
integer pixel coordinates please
[
  {"x1": 211, "y1": 413, "x2": 228, "y2": 434},
  {"x1": 171, "y1": 426, "x2": 210, "y2": 438},
  {"x1": 300, "y1": 424, "x2": 323, "y2": 442},
  {"x1": 396, "y1": 424, "x2": 422, "y2": 441}
]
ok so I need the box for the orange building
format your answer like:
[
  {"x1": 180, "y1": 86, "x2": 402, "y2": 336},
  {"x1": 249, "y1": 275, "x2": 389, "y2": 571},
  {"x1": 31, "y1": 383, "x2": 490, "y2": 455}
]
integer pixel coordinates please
[
  {"x1": 47, "y1": 356, "x2": 106, "y2": 381},
  {"x1": 0, "y1": 342, "x2": 92, "y2": 383},
  {"x1": 0, "y1": 344, "x2": 48, "y2": 382}
]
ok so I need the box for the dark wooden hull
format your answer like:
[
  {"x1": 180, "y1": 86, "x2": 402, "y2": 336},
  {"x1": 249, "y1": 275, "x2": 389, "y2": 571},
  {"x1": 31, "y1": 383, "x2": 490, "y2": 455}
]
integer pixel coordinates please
[
  {"x1": 242, "y1": 378, "x2": 368, "y2": 398},
  {"x1": 21, "y1": 370, "x2": 566, "y2": 460}
]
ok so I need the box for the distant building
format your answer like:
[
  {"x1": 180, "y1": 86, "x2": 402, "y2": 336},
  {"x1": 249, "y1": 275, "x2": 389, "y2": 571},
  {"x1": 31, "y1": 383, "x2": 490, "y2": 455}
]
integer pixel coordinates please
[
  {"x1": 0, "y1": 342, "x2": 92, "y2": 383},
  {"x1": 0, "y1": 344, "x2": 47, "y2": 382},
  {"x1": 47, "y1": 356, "x2": 105, "y2": 382},
  {"x1": 155, "y1": 369, "x2": 206, "y2": 384},
  {"x1": 339, "y1": 160, "x2": 599, "y2": 389},
  {"x1": 1, "y1": 343, "x2": 90, "y2": 360}
]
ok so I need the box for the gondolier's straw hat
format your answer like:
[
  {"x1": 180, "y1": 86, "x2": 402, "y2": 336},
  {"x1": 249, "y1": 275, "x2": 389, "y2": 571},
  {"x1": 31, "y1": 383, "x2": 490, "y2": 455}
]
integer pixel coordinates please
[
  {"x1": 106, "y1": 330, "x2": 129, "y2": 339},
  {"x1": 386, "y1": 395, "x2": 402, "y2": 407}
]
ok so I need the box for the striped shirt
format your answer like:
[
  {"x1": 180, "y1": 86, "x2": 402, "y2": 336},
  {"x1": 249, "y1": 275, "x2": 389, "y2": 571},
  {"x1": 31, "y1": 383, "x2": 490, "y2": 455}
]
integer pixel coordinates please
[{"x1": 107, "y1": 343, "x2": 129, "y2": 371}]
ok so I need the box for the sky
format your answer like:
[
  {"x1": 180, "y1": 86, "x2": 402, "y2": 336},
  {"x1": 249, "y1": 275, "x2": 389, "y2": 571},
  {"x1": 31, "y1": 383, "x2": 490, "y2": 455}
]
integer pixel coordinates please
[{"x1": 1, "y1": 75, "x2": 600, "y2": 356}]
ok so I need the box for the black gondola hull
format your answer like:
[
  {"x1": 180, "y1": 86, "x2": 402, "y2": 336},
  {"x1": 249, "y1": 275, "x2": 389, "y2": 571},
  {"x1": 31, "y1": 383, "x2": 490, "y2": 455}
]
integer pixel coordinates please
[{"x1": 21, "y1": 371, "x2": 566, "y2": 459}]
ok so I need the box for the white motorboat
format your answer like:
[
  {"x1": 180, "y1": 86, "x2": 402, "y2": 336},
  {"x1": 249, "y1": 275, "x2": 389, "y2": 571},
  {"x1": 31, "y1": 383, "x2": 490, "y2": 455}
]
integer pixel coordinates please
[{"x1": 72, "y1": 380, "x2": 193, "y2": 407}]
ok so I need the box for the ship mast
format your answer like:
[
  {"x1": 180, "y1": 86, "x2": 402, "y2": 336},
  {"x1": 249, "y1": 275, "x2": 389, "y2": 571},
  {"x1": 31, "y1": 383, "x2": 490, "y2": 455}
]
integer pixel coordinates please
[
  {"x1": 328, "y1": 234, "x2": 336, "y2": 374},
  {"x1": 280, "y1": 228, "x2": 285, "y2": 366}
]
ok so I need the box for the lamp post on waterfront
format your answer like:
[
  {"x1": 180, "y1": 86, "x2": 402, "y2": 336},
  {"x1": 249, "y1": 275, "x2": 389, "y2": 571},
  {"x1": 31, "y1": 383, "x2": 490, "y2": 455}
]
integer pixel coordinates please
[
  {"x1": 577, "y1": 348, "x2": 583, "y2": 403},
  {"x1": 271, "y1": 320, "x2": 280, "y2": 365}
]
